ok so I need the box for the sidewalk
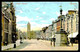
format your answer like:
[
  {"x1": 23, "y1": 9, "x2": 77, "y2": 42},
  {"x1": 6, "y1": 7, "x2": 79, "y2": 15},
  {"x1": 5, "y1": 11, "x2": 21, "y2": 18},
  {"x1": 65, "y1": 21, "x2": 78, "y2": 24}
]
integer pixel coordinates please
[
  {"x1": 1, "y1": 39, "x2": 21, "y2": 51},
  {"x1": 39, "y1": 39, "x2": 79, "y2": 51}
]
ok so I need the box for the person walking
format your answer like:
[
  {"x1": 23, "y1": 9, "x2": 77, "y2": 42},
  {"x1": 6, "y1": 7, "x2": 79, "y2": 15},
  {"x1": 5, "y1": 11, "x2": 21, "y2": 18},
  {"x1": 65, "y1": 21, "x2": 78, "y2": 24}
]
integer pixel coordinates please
[
  {"x1": 20, "y1": 37, "x2": 23, "y2": 44},
  {"x1": 50, "y1": 38, "x2": 52, "y2": 45},
  {"x1": 50, "y1": 37, "x2": 55, "y2": 46}
]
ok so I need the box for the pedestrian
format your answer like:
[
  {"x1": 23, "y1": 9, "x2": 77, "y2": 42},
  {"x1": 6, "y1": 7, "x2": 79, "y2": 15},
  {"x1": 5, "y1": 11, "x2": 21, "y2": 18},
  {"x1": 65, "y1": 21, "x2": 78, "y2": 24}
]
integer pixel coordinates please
[
  {"x1": 67, "y1": 38, "x2": 70, "y2": 46},
  {"x1": 50, "y1": 38, "x2": 52, "y2": 45},
  {"x1": 70, "y1": 38, "x2": 73, "y2": 46},
  {"x1": 20, "y1": 37, "x2": 22, "y2": 44},
  {"x1": 53, "y1": 38, "x2": 56, "y2": 47}
]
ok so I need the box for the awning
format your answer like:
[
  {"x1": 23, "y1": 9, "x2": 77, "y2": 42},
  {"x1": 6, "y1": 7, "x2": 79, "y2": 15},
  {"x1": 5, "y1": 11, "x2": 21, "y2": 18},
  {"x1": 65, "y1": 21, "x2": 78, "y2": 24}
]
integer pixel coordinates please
[{"x1": 68, "y1": 32, "x2": 78, "y2": 38}]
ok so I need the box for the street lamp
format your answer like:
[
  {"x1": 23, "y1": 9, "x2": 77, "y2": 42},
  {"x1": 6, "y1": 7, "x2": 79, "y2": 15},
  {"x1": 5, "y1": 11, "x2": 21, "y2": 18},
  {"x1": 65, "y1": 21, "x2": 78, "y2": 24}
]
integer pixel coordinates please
[{"x1": 13, "y1": 35, "x2": 16, "y2": 48}]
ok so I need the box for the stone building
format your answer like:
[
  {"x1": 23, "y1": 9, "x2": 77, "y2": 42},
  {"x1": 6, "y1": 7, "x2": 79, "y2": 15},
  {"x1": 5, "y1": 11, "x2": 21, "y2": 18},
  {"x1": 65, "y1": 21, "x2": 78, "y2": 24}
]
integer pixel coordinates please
[
  {"x1": 10, "y1": 3, "x2": 17, "y2": 43},
  {"x1": 16, "y1": 29, "x2": 20, "y2": 40},
  {"x1": 40, "y1": 29, "x2": 45, "y2": 40},
  {"x1": 45, "y1": 25, "x2": 52, "y2": 40},
  {"x1": 52, "y1": 20, "x2": 57, "y2": 39},
  {"x1": 66, "y1": 10, "x2": 79, "y2": 43},
  {"x1": 35, "y1": 30, "x2": 41, "y2": 39},
  {"x1": 60, "y1": 10, "x2": 79, "y2": 43},
  {"x1": 40, "y1": 27, "x2": 48, "y2": 40},
  {"x1": 56, "y1": 15, "x2": 65, "y2": 32},
  {"x1": 1, "y1": 2, "x2": 16, "y2": 46},
  {"x1": 2, "y1": 2, "x2": 12, "y2": 45},
  {"x1": 40, "y1": 30, "x2": 44, "y2": 39}
]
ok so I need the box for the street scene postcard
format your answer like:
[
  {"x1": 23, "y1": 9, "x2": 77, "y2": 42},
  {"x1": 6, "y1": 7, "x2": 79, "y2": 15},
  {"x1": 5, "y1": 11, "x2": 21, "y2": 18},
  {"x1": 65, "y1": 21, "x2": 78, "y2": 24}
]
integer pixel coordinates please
[{"x1": 1, "y1": 1, "x2": 79, "y2": 51}]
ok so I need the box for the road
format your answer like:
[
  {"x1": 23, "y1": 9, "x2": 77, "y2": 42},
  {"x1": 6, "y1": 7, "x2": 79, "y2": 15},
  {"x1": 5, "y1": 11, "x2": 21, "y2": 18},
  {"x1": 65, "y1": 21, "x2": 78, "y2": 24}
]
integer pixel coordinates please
[{"x1": 7, "y1": 39, "x2": 78, "y2": 51}]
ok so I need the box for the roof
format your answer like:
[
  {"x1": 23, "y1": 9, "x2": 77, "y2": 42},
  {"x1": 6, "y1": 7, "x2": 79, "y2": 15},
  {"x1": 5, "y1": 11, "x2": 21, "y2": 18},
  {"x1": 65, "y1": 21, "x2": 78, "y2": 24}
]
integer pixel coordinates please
[{"x1": 68, "y1": 10, "x2": 77, "y2": 12}]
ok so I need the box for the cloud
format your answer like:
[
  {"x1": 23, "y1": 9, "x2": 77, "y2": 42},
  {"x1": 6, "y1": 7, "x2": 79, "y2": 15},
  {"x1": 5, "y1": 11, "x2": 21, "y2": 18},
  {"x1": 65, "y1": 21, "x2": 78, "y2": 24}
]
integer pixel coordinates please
[
  {"x1": 27, "y1": 21, "x2": 50, "y2": 31},
  {"x1": 30, "y1": 22, "x2": 37, "y2": 25},
  {"x1": 16, "y1": 27, "x2": 27, "y2": 32},
  {"x1": 16, "y1": 17, "x2": 50, "y2": 31},
  {"x1": 50, "y1": 18, "x2": 55, "y2": 21},
  {"x1": 56, "y1": 11, "x2": 60, "y2": 16},
  {"x1": 16, "y1": 20, "x2": 46, "y2": 32},
  {"x1": 34, "y1": 16, "x2": 43, "y2": 20},
  {"x1": 35, "y1": 7, "x2": 40, "y2": 10},
  {"x1": 31, "y1": 24, "x2": 50, "y2": 31},
  {"x1": 16, "y1": 24, "x2": 27, "y2": 27},
  {"x1": 16, "y1": 15, "x2": 33, "y2": 22},
  {"x1": 40, "y1": 20, "x2": 47, "y2": 23},
  {"x1": 31, "y1": 27, "x2": 42, "y2": 31},
  {"x1": 39, "y1": 17, "x2": 43, "y2": 19},
  {"x1": 62, "y1": 11, "x2": 68, "y2": 15},
  {"x1": 56, "y1": 11, "x2": 67, "y2": 16},
  {"x1": 41, "y1": 24, "x2": 49, "y2": 27},
  {"x1": 42, "y1": 12, "x2": 46, "y2": 14},
  {"x1": 17, "y1": 10, "x2": 23, "y2": 13},
  {"x1": 36, "y1": 16, "x2": 39, "y2": 17},
  {"x1": 19, "y1": 10, "x2": 23, "y2": 13}
]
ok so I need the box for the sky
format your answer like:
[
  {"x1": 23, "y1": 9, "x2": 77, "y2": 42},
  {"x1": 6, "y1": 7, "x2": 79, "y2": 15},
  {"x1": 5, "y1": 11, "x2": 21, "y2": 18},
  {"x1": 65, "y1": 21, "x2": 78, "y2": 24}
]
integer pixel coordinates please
[{"x1": 13, "y1": 2, "x2": 79, "y2": 32}]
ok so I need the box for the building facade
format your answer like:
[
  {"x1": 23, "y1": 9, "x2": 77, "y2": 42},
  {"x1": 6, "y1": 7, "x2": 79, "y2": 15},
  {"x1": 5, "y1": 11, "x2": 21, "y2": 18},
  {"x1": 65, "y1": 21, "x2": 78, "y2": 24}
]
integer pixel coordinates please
[
  {"x1": 61, "y1": 10, "x2": 79, "y2": 43},
  {"x1": 35, "y1": 30, "x2": 41, "y2": 39},
  {"x1": 40, "y1": 27, "x2": 48, "y2": 40},
  {"x1": 45, "y1": 25, "x2": 52, "y2": 40},
  {"x1": 52, "y1": 20, "x2": 57, "y2": 39},
  {"x1": 10, "y1": 3, "x2": 17, "y2": 43},
  {"x1": 2, "y1": 2, "x2": 16, "y2": 46}
]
